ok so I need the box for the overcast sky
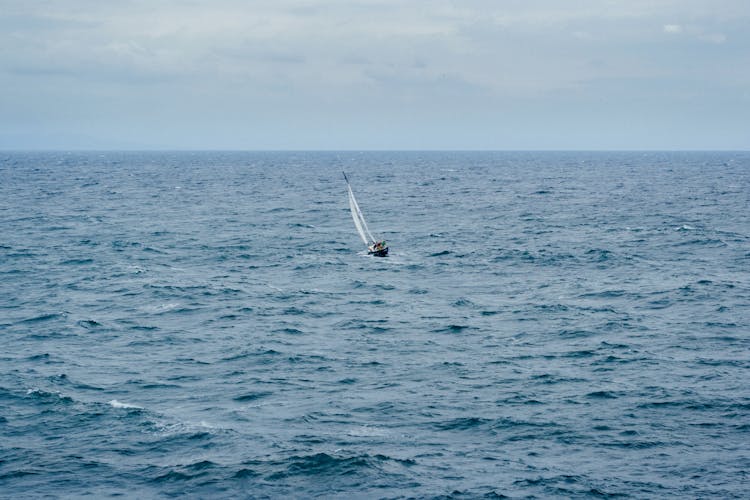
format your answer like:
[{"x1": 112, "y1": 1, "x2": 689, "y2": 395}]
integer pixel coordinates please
[{"x1": 1, "y1": 0, "x2": 748, "y2": 150}]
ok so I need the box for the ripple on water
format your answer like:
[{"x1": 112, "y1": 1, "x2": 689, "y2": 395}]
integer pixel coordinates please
[{"x1": 1, "y1": 151, "x2": 748, "y2": 498}]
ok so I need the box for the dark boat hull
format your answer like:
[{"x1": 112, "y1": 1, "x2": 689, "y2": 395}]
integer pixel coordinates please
[{"x1": 368, "y1": 247, "x2": 389, "y2": 257}]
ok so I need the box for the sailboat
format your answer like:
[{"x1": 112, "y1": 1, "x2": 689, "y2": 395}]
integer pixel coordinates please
[{"x1": 343, "y1": 172, "x2": 389, "y2": 257}]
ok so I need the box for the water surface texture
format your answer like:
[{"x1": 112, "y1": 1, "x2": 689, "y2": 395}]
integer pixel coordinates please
[{"x1": 1, "y1": 151, "x2": 749, "y2": 498}]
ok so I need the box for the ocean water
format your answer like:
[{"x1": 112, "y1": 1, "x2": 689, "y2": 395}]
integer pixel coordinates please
[{"x1": 1, "y1": 151, "x2": 748, "y2": 498}]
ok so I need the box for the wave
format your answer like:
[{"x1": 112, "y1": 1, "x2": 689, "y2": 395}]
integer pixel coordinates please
[
  {"x1": 108, "y1": 400, "x2": 143, "y2": 410},
  {"x1": 233, "y1": 392, "x2": 272, "y2": 402},
  {"x1": 267, "y1": 452, "x2": 414, "y2": 481},
  {"x1": 3, "y1": 151, "x2": 749, "y2": 498},
  {"x1": 17, "y1": 312, "x2": 67, "y2": 324}
]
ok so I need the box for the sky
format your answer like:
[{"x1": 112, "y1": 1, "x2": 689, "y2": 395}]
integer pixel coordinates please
[{"x1": 1, "y1": 0, "x2": 748, "y2": 150}]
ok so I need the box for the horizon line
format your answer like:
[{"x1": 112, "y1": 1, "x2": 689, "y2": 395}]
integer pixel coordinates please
[{"x1": 2, "y1": 148, "x2": 749, "y2": 153}]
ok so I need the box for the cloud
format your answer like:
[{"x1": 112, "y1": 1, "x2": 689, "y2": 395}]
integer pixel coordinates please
[
  {"x1": 1, "y1": 0, "x2": 749, "y2": 149},
  {"x1": 699, "y1": 33, "x2": 727, "y2": 44},
  {"x1": 662, "y1": 23, "x2": 729, "y2": 44}
]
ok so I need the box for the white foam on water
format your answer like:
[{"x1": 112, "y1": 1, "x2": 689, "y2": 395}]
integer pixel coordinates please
[
  {"x1": 146, "y1": 302, "x2": 180, "y2": 313},
  {"x1": 108, "y1": 399, "x2": 143, "y2": 409}
]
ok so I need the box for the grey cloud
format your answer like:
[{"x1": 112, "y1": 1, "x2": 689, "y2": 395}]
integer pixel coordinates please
[{"x1": 1, "y1": 0, "x2": 748, "y2": 149}]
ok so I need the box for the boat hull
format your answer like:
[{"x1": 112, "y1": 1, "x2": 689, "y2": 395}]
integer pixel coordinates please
[{"x1": 368, "y1": 247, "x2": 388, "y2": 257}]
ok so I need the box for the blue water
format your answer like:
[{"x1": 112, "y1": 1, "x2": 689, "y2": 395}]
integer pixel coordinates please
[{"x1": 1, "y1": 151, "x2": 749, "y2": 498}]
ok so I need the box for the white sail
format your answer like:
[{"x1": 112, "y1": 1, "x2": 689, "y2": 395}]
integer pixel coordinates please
[
  {"x1": 348, "y1": 185, "x2": 369, "y2": 245},
  {"x1": 344, "y1": 174, "x2": 376, "y2": 246}
]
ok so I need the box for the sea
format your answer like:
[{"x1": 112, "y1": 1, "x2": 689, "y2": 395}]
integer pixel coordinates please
[{"x1": 1, "y1": 151, "x2": 748, "y2": 498}]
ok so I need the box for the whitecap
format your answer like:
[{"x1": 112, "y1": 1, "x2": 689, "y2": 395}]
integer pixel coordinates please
[
  {"x1": 146, "y1": 302, "x2": 180, "y2": 313},
  {"x1": 108, "y1": 399, "x2": 143, "y2": 409}
]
